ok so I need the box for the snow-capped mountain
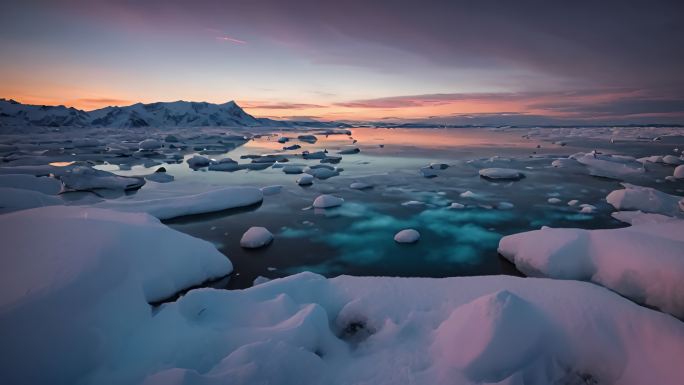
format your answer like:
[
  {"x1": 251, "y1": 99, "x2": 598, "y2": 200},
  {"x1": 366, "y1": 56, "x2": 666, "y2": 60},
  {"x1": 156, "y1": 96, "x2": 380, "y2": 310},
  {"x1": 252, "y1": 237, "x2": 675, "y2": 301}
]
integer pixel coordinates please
[
  {"x1": 0, "y1": 99, "x2": 350, "y2": 129},
  {"x1": 0, "y1": 99, "x2": 91, "y2": 127},
  {"x1": 88, "y1": 100, "x2": 263, "y2": 128}
]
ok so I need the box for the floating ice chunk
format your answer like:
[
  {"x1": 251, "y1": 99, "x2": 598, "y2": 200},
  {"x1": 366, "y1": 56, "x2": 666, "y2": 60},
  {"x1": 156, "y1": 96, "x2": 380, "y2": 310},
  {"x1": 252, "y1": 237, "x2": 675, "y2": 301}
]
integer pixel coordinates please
[
  {"x1": 139, "y1": 139, "x2": 162, "y2": 151},
  {"x1": 460, "y1": 190, "x2": 481, "y2": 199},
  {"x1": 283, "y1": 144, "x2": 301, "y2": 151},
  {"x1": 606, "y1": 183, "x2": 683, "y2": 217},
  {"x1": 662, "y1": 155, "x2": 683, "y2": 165},
  {"x1": 401, "y1": 200, "x2": 425, "y2": 206},
  {"x1": 302, "y1": 150, "x2": 327, "y2": 159},
  {"x1": 567, "y1": 200, "x2": 579, "y2": 206},
  {"x1": 144, "y1": 168, "x2": 174, "y2": 183},
  {"x1": 208, "y1": 158, "x2": 240, "y2": 171},
  {"x1": 574, "y1": 152, "x2": 645, "y2": 178},
  {"x1": 551, "y1": 158, "x2": 581, "y2": 168},
  {"x1": 449, "y1": 202, "x2": 465, "y2": 209},
  {"x1": 547, "y1": 197, "x2": 562, "y2": 204},
  {"x1": 297, "y1": 174, "x2": 314, "y2": 186},
  {"x1": 240, "y1": 227, "x2": 274, "y2": 248},
  {"x1": 638, "y1": 155, "x2": 664, "y2": 163},
  {"x1": 350, "y1": 182, "x2": 372, "y2": 190},
  {"x1": 297, "y1": 135, "x2": 318, "y2": 143},
  {"x1": 429, "y1": 162, "x2": 449, "y2": 170},
  {"x1": 253, "y1": 276, "x2": 271, "y2": 285},
  {"x1": 420, "y1": 167, "x2": 439, "y2": 178},
  {"x1": 320, "y1": 156, "x2": 342, "y2": 164},
  {"x1": 674, "y1": 165, "x2": 684, "y2": 179},
  {"x1": 580, "y1": 205, "x2": 596, "y2": 214},
  {"x1": 337, "y1": 146, "x2": 360, "y2": 154},
  {"x1": 306, "y1": 167, "x2": 339, "y2": 179},
  {"x1": 394, "y1": 229, "x2": 420, "y2": 243},
  {"x1": 60, "y1": 166, "x2": 145, "y2": 191},
  {"x1": 497, "y1": 202, "x2": 515, "y2": 210},
  {"x1": 499, "y1": 219, "x2": 684, "y2": 317},
  {"x1": 164, "y1": 134, "x2": 179, "y2": 143},
  {"x1": 187, "y1": 155, "x2": 211, "y2": 169},
  {"x1": 313, "y1": 194, "x2": 344, "y2": 208},
  {"x1": 283, "y1": 165, "x2": 304, "y2": 174},
  {"x1": 261, "y1": 185, "x2": 283, "y2": 196},
  {"x1": 96, "y1": 186, "x2": 263, "y2": 220},
  {"x1": 0, "y1": 174, "x2": 62, "y2": 194},
  {"x1": 479, "y1": 168, "x2": 524, "y2": 180},
  {"x1": 277, "y1": 136, "x2": 289, "y2": 143}
]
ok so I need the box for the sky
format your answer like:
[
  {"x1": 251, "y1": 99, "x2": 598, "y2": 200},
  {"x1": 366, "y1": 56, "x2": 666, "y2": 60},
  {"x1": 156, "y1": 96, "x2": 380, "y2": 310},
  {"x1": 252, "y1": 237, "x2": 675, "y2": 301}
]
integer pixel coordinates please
[{"x1": 1, "y1": 0, "x2": 683, "y2": 124}]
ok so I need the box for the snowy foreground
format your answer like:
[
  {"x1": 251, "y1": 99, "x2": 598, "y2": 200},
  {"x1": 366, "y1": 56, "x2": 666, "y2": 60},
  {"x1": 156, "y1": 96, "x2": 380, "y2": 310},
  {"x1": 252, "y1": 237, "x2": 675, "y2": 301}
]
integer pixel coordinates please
[{"x1": 0, "y1": 205, "x2": 682, "y2": 385}]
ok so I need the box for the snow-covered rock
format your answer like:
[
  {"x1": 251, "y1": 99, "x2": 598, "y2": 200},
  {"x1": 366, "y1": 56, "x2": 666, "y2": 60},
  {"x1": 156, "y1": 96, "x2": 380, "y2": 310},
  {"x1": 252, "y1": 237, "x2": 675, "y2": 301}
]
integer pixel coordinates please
[
  {"x1": 313, "y1": 194, "x2": 344, "y2": 208},
  {"x1": 499, "y1": 219, "x2": 684, "y2": 317},
  {"x1": 95, "y1": 186, "x2": 263, "y2": 220},
  {"x1": 479, "y1": 168, "x2": 524, "y2": 180},
  {"x1": 394, "y1": 229, "x2": 421, "y2": 243},
  {"x1": 606, "y1": 183, "x2": 683, "y2": 217},
  {"x1": 240, "y1": 227, "x2": 274, "y2": 248},
  {"x1": 297, "y1": 174, "x2": 314, "y2": 186}
]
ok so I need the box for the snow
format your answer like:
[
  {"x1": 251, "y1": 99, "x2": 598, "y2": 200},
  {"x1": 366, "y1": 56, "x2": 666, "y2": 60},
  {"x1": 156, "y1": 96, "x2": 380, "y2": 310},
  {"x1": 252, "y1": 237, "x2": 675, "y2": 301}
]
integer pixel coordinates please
[
  {"x1": 674, "y1": 165, "x2": 684, "y2": 179},
  {"x1": 0, "y1": 206, "x2": 232, "y2": 385},
  {"x1": 5, "y1": 271, "x2": 683, "y2": 385},
  {"x1": 0, "y1": 174, "x2": 62, "y2": 194},
  {"x1": 240, "y1": 227, "x2": 274, "y2": 248},
  {"x1": 394, "y1": 229, "x2": 421, "y2": 243},
  {"x1": 95, "y1": 186, "x2": 263, "y2": 220},
  {"x1": 0, "y1": 187, "x2": 63, "y2": 214},
  {"x1": 313, "y1": 194, "x2": 344, "y2": 208},
  {"x1": 297, "y1": 174, "x2": 314, "y2": 186},
  {"x1": 498, "y1": 219, "x2": 684, "y2": 318},
  {"x1": 606, "y1": 183, "x2": 684, "y2": 217},
  {"x1": 478, "y1": 168, "x2": 524, "y2": 180}
]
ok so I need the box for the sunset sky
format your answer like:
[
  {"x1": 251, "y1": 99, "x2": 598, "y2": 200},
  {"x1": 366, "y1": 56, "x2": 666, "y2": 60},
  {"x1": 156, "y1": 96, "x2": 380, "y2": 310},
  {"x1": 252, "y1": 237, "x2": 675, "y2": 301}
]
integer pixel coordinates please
[{"x1": 1, "y1": 0, "x2": 683, "y2": 123}]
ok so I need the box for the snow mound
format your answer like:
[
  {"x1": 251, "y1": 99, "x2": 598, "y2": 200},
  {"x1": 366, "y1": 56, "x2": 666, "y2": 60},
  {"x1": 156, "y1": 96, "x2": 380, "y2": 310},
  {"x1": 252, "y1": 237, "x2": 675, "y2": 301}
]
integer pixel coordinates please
[
  {"x1": 606, "y1": 183, "x2": 683, "y2": 217},
  {"x1": 0, "y1": 174, "x2": 62, "y2": 194},
  {"x1": 240, "y1": 227, "x2": 274, "y2": 248},
  {"x1": 479, "y1": 168, "x2": 525, "y2": 180},
  {"x1": 96, "y1": 186, "x2": 263, "y2": 220},
  {"x1": 394, "y1": 229, "x2": 420, "y2": 243},
  {"x1": 313, "y1": 194, "x2": 344, "y2": 208},
  {"x1": 499, "y1": 220, "x2": 684, "y2": 317},
  {"x1": 0, "y1": 206, "x2": 232, "y2": 385},
  {"x1": 432, "y1": 290, "x2": 550, "y2": 383}
]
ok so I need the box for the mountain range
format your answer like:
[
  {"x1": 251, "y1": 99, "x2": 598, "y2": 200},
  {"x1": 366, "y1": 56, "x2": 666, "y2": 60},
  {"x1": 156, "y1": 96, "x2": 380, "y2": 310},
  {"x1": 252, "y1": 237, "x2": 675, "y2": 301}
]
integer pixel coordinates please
[{"x1": 0, "y1": 99, "x2": 350, "y2": 129}]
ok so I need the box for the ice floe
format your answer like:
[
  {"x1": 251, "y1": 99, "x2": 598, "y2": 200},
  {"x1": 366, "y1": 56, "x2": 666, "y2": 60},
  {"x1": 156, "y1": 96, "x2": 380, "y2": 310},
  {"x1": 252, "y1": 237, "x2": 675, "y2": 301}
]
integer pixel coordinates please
[
  {"x1": 59, "y1": 166, "x2": 145, "y2": 192},
  {"x1": 0, "y1": 174, "x2": 62, "y2": 194},
  {"x1": 606, "y1": 183, "x2": 684, "y2": 217},
  {"x1": 95, "y1": 186, "x2": 263, "y2": 220},
  {"x1": 478, "y1": 168, "x2": 524, "y2": 180},
  {"x1": 350, "y1": 182, "x2": 373, "y2": 190},
  {"x1": 499, "y1": 219, "x2": 684, "y2": 317},
  {"x1": 261, "y1": 185, "x2": 283, "y2": 196},
  {"x1": 297, "y1": 174, "x2": 314, "y2": 186}
]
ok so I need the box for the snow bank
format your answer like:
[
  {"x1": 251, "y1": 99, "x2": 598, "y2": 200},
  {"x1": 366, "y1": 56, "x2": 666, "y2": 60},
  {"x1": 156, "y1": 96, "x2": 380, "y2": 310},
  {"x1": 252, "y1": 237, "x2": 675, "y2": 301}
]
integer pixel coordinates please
[
  {"x1": 6, "y1": 272, "x2": 682, "y2": 385},
  {"x1": 95, "y1": 186, "x2": 263, "y2": 220},
  {"x1": 0, "y1": 206, "x2": 232, "y2": 385},
  {"x1": 606, "y1": 183, "x2": 683, "y2": 217},
  {"x1": 499, "y1": 219, "x2": 684, "y2": 318}
]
